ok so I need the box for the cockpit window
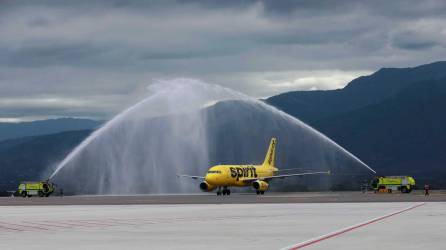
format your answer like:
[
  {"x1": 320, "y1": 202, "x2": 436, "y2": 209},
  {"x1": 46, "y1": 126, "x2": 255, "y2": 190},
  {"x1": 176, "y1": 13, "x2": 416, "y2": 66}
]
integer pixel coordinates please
[{"x1": 207, "y1": 170, "x2": 221, "y2": 174}]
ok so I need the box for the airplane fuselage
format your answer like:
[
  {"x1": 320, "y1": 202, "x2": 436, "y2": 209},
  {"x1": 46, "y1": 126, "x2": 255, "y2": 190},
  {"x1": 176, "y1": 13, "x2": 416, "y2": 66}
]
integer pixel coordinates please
[{"x1": 204, "y1": 164, "x2": 278, "y2": 187}]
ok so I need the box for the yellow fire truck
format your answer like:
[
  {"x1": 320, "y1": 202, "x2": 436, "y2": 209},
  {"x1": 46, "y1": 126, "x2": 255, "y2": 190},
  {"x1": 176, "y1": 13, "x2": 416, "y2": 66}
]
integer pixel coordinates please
[
  {"x1": 371, "y1": 176, "x2": 415, "y2": 193},
  {"x1": 18, "y1": 181, "x2": 55, "y2": 197}
]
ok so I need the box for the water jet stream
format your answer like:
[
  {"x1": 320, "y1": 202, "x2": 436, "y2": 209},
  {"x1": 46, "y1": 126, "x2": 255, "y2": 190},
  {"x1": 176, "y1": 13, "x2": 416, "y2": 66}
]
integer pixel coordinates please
[{"x1": 50, "y1": 79, "x2": 375, "y2": 194}]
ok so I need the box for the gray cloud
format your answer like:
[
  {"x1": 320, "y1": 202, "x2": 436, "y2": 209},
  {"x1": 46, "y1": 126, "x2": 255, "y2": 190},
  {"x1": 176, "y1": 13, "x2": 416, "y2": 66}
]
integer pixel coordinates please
[
  {"x1": 5, "y1": 42, "x2": 110, "y2": 67},
  {"x1": 1, "y1": 0, "x2": 446, "y2": 120}
]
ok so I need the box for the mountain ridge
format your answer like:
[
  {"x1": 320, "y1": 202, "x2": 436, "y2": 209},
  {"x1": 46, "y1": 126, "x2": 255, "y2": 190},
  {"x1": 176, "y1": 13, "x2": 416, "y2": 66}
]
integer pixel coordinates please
[
  {"x1": 267, "y1": 61, "x2": 446, "y2": 187},
  {"x1": 267, "y1": 61, "x2": 446, "y2": 123},
  {"x1": 0, "y1": 118, "x2": 101, "y2": 142}
]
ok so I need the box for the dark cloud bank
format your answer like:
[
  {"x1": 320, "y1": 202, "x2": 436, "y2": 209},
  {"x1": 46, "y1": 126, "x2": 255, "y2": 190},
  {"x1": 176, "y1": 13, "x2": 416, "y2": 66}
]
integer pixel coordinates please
[{"x1": 1, "y1": 0, "x2": 445, "y2": 120}]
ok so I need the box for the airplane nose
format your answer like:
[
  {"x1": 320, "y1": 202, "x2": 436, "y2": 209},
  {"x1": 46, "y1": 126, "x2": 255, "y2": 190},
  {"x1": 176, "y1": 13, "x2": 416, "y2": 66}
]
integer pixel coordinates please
[{"x1": 205, "y1": 174, "x2": 217, "y2": 185}]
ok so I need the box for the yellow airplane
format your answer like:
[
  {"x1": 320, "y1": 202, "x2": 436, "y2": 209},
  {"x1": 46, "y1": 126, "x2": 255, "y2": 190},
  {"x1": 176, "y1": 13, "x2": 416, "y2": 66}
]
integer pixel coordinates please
[{"x1": 179, "y1": 138, "x2": 330, "y2": 195}]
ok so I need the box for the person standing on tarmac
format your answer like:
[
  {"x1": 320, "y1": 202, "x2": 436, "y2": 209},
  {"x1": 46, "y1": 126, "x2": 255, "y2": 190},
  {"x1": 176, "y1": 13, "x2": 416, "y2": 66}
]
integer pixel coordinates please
[{"x1": 424, "y1": 184, "x2": 430, "y2": 196}]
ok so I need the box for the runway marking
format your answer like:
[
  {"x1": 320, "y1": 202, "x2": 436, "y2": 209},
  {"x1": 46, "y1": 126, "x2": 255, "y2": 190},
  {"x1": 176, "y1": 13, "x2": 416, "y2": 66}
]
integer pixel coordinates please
[
  {"x1": 25, "y1": 221, "x2": 74, "y2": 229},
  {"x1": 0, "y1": 213, "x2": 299, "y2": 233},
  {"x1": 0, "y1": 224, "x2": 24, "y2": 232},
  {"x1": 43, "y1": 220, "x2": 94, "y2": 228},
  {"x1": 74, "y1": 220, "x2": 116, "y2": 227},
  {"x1": 280, "y1": 202, "x2": 426, "y2": 250},
  {"x1": 0, "y1": 221, "x2": 49, "y2": 231},
  {"x1": 104, "y1": 219, "x2": 142, "y2": 226}
]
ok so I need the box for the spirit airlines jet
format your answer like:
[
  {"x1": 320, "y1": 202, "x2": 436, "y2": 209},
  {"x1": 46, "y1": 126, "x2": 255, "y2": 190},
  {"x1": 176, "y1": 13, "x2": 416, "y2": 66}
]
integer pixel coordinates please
[{"x1": 179, "y1": 138, "x2": 330, "y2": 195}]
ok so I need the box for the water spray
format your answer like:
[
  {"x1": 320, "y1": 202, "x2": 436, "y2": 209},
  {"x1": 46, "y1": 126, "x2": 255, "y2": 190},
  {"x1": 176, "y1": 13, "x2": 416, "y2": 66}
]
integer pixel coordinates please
[{"x1": 49, "y1": 79, "x2": 375, "y2": 194}]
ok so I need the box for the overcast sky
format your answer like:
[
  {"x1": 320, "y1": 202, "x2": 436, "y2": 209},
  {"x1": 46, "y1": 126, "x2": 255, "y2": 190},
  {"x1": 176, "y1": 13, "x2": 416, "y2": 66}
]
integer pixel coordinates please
[{"x1": 1, "y1": 0, "x2": 446, "y2": 121}]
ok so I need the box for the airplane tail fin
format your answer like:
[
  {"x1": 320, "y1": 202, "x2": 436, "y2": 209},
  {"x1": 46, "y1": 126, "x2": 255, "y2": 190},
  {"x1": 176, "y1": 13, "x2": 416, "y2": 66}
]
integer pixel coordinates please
[{"x1": 262, "y1": 138, "x2": 276, "y2": 167}]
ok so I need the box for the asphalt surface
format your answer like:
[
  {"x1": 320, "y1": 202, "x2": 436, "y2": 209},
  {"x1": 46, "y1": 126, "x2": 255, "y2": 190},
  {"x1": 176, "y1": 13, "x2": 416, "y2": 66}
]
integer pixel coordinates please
[
  {"x1": 1, "y1": 202, "x2": 444, "y2": 250},
  {"x1": 1, "y1": 190, "x2": 444, "y2": 206}
]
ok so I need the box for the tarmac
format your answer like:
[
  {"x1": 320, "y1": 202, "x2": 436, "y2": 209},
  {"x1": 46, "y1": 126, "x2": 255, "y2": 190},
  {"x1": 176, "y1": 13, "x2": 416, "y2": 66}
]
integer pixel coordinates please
[
  {"x1": 1, "y1": 190, "x2": 445, "y2": 206},
  {"x1": 1, "y1": 192, "x2": 445, "y2": 249},
  {"x1": 0, "y1": 201, "x2": 445, "y2": 249}
]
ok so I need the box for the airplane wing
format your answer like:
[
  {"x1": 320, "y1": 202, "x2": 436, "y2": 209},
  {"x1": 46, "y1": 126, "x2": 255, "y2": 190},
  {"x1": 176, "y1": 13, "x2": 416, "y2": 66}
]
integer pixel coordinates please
[
  {"x1": 241, "y1": 171, "x2": 330, "y2": 182},
  {"x1": 274, "y1": 168, "x2": 304, "y2": 172},
  {"x1": 177, "y1": 174, "x2": 205, "y2": 180},
  {"x1": 266, "y1": 171, "x2": 330, "y2": 179}
]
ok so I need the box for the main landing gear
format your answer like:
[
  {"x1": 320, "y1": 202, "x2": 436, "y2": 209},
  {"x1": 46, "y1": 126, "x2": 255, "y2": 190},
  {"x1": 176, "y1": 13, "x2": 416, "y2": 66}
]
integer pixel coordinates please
[
  {"x1": 256, "y1": 190, "x2": 265, "y2": 195},
  {"x1": 216, "y1": 187, "x2": 231, "y2": 196}
]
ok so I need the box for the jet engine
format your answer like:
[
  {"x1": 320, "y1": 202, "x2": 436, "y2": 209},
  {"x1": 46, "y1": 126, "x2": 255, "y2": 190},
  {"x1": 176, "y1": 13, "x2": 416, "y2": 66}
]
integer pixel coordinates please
[
  {"x1": 252, "y1": 180, "x2": 269, "y2": 191},
  {"x1": 199, "y1": 181, "x2": 215, "y2": 192}
]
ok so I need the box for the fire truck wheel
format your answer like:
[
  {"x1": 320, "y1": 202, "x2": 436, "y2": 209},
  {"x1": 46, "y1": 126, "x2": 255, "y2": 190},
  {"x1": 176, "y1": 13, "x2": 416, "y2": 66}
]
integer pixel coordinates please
[{"x1": 21, "y1": 191, "x2": 27, "y2": 198}]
